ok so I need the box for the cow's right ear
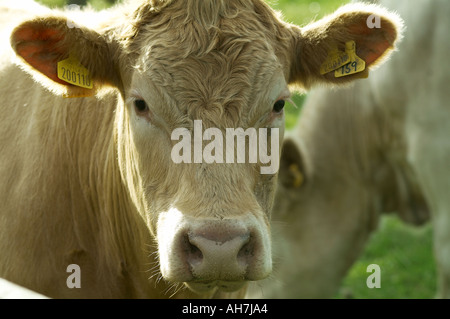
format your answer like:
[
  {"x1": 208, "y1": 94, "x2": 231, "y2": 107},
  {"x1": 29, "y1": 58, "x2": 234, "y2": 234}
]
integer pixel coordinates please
[
  {"x1": 288, "y1": 3, "x2": 404, "y2": 88},
  {"x1": 279, "y1": 138, "x2": 307, "y2": 190},
  {"x1": 10, "y1": 16, "x2": 122, "y2": 97}
]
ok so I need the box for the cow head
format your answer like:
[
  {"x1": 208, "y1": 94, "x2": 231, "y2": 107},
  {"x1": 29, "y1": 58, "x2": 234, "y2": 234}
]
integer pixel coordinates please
[
  {"x1": 10, "y1": 0, "x2": 402, "y2": 294},
  {"x1": 267, "y1": 90, "x2": 430, "y2": 298}
]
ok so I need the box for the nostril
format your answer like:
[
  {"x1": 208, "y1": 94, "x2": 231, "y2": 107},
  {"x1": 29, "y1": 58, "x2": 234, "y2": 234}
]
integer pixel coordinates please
[
  {"x1": 159, "y1": 216, "x2": 271, "y2": 284},
  {"x1": 184, "y1": 235, "x2": 203, "y2": 268},
  {"x1": 237, "y1": 235, "x2": 254, "y2": 261},
  {"x1": 186, "y1": 228, "x2": 253, "y2": 280}
]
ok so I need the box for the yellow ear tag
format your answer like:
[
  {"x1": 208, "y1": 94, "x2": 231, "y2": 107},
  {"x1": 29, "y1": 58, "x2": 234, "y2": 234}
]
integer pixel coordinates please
[
  {"x1": 334, "y1": 41, "x2": 366, "y2": 78},
  {"x1": 320, "y1": 46, "x2": 351, "y2": 75},
  {"x1": 62, "y1": 92, "x2": 94, "y2": 99},
  {"x1": 289, "y1": 164, "x2": 304, "y2": 188},
  {"x1": 57, "y1": 55, "x2": 93, "y2": 89}
]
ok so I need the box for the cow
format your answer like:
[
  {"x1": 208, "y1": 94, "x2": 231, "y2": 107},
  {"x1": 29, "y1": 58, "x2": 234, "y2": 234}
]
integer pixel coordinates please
[
  {"x1": 248, "y1": 0, "x2": 449, "y2": 299},
  {"x1": 0, "y1": 0, "x2": 402, "y2": 298}
]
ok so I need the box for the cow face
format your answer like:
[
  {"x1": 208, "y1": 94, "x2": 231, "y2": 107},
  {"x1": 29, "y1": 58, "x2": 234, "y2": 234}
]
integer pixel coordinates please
[
  {"x1": 10, "y1": 0, "x2": 402, "y2": 294},
  {"x1": 267, "y1": 118, "x2": 429, "y2": 298},
  {"x1": 272, "y1": 138, "x2": 380, "y2": 298}
]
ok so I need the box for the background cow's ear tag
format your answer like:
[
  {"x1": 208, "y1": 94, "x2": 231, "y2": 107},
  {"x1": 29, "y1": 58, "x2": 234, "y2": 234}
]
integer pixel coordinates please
[
  {"x1": 289, "y1": 164, "x2": 304, "y2": 188},
  {"x1": 320, "y1": 46, "x2": 351, "y2": 75},
  {"x1": 58, "y1": 54, "x2": 94, "y2": 90},
  {"x1": 335, "y1": 41, "x2": 366, "y2": 78}
]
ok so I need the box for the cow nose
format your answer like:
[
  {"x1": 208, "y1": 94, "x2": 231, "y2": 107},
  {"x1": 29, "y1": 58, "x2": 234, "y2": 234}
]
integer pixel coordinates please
[
  {"x1": 186, "y1": 227, "x2": 252, "y2": 281},
  {"x1": 157, "y1": 213, "x2": 272, "y2": 291}
]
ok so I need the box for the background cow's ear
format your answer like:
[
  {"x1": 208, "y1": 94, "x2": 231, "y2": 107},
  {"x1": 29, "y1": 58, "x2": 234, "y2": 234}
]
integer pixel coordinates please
[
  {"x1": 289, "y1": 3, "x2": 404, "y2": 88},
  {"x1": 279, "y1": 138, "x2": 306, "y2": 190},
  {"x1": 10, "y1": 16, "x2": 122, "y2": 97}
]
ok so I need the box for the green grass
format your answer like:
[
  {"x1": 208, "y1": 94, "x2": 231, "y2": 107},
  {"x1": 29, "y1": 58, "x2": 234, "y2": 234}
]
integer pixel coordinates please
[
  {"x1": 36, "y1": 0, "x2": 65, "y2": 8},
  {"x1": 34, "y1": 0, "x2": 438, "y2": 299},
  {"x1": 285, "y1": 94, "x2": 305, "y2": 129},
  {"x1": 270, "y1": 0, "x2": 347, "y2": 26},
  {"x1": 36, "y1": 0, "x2": 116, "y2": 9},
  {"x1": 337, "y1": 216, "x2": 436, "y2": 299},
  {"x1": 38, "y1": 0, "x2": 347, "y2": 19}
]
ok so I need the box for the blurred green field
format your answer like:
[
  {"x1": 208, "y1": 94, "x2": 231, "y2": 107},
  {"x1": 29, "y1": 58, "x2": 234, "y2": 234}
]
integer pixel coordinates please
[
  {"x1": 35, "y1": 0, "x2": 437, "y2": 299},
  {"x1": 36, "y1": 0, "x2": 115, "y2": 9},
  {"x1": 338, "y1": 216, "x2": 435, "y2": 299}
]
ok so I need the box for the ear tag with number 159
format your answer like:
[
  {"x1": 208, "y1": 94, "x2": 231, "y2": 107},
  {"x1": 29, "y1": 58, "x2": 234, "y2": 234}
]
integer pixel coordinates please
[
  {"x1": 320, "y1": 46, "x2": 351, "y2": 75},
  {"x1": 335, "y1": 41, "x2": 366, "y2": 78}
]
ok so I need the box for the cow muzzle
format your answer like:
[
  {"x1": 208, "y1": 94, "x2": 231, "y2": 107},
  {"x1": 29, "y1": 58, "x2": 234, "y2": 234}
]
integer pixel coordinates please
[{"x1": 157, "y1": 208, "x2": 272, "y2": 293}]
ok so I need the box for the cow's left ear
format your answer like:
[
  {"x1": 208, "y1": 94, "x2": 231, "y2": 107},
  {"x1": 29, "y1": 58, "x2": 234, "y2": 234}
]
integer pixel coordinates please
[
  {"x1": 279, "y1": 138, "x2": 307, "y2": 190},
  {"x1": 10, "y1": 16, "x2": 122, "y2": 97},
  {"x1": 289, "y1": 3, "x2": 404, "y2": 88}
]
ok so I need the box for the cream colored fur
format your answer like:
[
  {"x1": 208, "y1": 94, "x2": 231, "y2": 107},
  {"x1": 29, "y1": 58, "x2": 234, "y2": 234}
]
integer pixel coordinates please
[
  {"x1": 249, "y1": 0, "x2": 450, "y2": 299},
  {"x1": 0, "y1": 0, "x2": 402, "y2": 298}
]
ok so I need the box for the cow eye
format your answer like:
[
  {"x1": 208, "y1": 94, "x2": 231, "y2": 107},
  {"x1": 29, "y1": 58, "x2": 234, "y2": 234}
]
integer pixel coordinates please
[
  {"x1": 134, "y1": 99, "x2": 149, "y2": 113},
  {"x1": 273, "y1": 100, "x2": 285, "y2": 113}
]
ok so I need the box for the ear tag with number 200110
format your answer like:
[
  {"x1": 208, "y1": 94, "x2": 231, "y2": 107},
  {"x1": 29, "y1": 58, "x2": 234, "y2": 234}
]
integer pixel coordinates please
[{"x1": 57, "y1": 54, "x2": 93, "y2": 89}]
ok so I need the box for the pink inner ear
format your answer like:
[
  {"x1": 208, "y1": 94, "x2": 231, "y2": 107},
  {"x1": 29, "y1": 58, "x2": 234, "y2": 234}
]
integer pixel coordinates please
[
  {"x1": 362, "y1": 41, "x2": 391, "y2": 66},
  {"x1": 13, "y1": 26, "x2": 70, "y2": 85},
  {"x1": 348, "y1": 21, "x2": 396, "y2": 67}
]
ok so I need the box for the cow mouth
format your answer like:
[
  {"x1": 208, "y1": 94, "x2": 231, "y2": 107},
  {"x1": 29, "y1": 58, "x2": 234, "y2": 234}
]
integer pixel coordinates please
[{"x1": 185, "y1": 280, "x2": 247, "y2": 293}]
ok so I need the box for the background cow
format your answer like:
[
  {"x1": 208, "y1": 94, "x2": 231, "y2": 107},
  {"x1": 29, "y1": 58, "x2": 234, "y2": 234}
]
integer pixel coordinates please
[
  {"x1": 249, "y1": 0, "x2": 449, "y2": 299},
  {"x1": 0, "y1": 0, "x2": 401, "y2": 298}
]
